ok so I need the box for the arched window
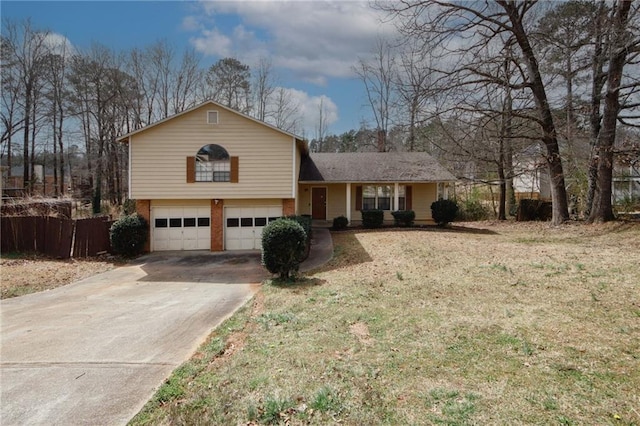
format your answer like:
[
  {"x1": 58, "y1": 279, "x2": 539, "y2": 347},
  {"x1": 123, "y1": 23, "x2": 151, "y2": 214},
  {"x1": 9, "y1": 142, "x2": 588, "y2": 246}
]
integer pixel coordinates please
[{"x1": 195, "y1": 144, "x2": 230, "y2": 182}]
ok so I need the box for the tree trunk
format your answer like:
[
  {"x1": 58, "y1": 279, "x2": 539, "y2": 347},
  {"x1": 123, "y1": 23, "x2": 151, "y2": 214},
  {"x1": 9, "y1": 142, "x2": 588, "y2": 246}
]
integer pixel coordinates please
[
  {"x1": 502, "y1": 2, "x2": 569, "y2": 224},
  {"x1": 585, "y1": 1, "x2": 607, "y2": 217},
  {"x1": 498, "y1": 163, "x2": 507, "y2": 221},
  {"x1": 588, "y1": 0, "x2": 632, "y2": 223},
  {"x1": 22, "y1": 85, "x2": 31, "y2": 194}
]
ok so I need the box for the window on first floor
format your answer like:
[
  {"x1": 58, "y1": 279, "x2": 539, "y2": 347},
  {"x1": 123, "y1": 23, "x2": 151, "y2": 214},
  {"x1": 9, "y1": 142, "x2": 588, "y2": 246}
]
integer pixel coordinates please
[{"x1": 361, "y1": 185, "x2": 407, "y2": 211}]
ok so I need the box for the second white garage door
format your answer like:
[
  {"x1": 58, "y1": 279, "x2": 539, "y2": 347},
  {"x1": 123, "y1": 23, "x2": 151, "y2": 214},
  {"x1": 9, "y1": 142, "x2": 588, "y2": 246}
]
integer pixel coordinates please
[{"x1": 225, "y1": 206, "x2": 282, "y2": 250}]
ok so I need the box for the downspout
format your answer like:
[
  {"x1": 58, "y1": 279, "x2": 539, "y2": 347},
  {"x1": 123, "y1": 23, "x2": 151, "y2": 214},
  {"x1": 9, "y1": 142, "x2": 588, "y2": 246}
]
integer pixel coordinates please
[{"x1": 128, "y1": 137, "x2": 132, "y2": 199}]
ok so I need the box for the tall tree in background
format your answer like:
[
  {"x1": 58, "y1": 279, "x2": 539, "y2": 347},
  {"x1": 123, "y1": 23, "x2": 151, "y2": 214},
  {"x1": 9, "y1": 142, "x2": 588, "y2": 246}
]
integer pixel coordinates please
[
  {"x1": 396, "y1": 40, "x2": 432, "y2": 152},
  {"x1": 2, "y1": 20, "x2": 50, "y2": 194},
  {"x1": 354, "y1": 38, "x2": 396, "y2": 152},
  {"x1": 171, "y1": 48, "x2": 202, "y2": 115},
  {"x1": 312, "y1": 97, "x2": 330, "y2": 152},
  {"x1": 43, "y1": 42, "x2": 70, "y2": 196},
  {"x1": 206, "y1": 57, "x2": 251, "y2": 114},
  {"x1": 68, "y1": 44, "x2": 135, "y2": 212},
  {"x1": 1, "y1": 31, "x2": 22, "y2": 176},
  {"x1": 381, "y1": 1, "x2": 570, "y2": 224},
  {"x1": 271, "y1": 87, "x2": 300, "y2": 133},
  {"x1": 253, "y1": 57, "x2": 276, "y2": 122},
  {"x1": 537, "y1": 1, "x2": 596, "y2": 205},
  {"x1": 589, "y1": 0, "x2": 639, "y2": 222}
]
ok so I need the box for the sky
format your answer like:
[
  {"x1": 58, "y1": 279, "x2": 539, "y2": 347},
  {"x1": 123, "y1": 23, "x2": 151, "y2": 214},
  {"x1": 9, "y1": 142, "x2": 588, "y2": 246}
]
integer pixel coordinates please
[{"x1": 1, "y1": 0, "x2": 399, "y2": 137}]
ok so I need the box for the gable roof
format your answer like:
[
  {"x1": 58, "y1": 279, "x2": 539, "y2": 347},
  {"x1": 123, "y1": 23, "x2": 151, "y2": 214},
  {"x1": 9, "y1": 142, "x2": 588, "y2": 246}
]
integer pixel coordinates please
[
  {"x1": 299, "y1": 152, "x2": 457, "y2": 183},
  {"x1": 116, "y1": 100, "x2": 306, "y2": 149}
]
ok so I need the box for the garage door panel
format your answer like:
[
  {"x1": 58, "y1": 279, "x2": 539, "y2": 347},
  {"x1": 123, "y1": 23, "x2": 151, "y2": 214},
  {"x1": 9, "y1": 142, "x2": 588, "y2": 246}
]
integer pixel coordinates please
[
  {"x1": 224, "y1": 206, "x2": 282, "y2": 250},
  {"x1": 152, "y1": 206, "x2": 211, "y2": 251}
]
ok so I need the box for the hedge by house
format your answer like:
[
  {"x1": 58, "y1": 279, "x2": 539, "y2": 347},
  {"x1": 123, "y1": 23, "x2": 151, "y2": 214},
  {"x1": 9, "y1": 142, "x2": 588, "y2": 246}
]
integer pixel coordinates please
[
  {"x1": 110, "y1": 214, "x2": 148, "y2": 257},
  {"x1": 391, "y1": 210, "x2": 415, "y2": 227},
  {"x1": 362, "y1": 209, "x2": 384, "y2": 228},
  {"x1": 431, "y1": 199, "x2": 459, "y2": 227},
  {"x1": 332, "y1": 215, "x2": 349, "y2": 230}
]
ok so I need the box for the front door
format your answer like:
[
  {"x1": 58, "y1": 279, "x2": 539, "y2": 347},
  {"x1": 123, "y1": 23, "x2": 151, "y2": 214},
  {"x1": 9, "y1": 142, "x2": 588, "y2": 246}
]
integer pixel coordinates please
[{"x1": 311, "y1": 187, "x2": 327, "y2": 220}]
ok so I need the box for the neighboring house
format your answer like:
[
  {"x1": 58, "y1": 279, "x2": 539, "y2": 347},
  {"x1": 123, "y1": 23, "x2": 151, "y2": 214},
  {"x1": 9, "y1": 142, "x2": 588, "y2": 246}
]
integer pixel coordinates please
[
  {"x1": 1, "y1": 166, "x2": 70, "y2": 199},
  {"x1": 117, "y1": 100, "x2": 456, "y2": 252},
  {"x1": 613, "y1": 164, "x2": 640, "y2": 204}
]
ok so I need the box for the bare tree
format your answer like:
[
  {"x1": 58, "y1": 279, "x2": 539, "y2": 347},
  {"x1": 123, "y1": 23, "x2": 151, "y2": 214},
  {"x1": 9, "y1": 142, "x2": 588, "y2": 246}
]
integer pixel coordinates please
[
  {"x1": 270, "y1": 87, "x2": 300, "y2": 133},
  {"x1": 589, "y1": 0, "x2": 640, "y2": 222},
  {"x1": 354, "y1": 37, "x2": 396, "y2": 152},
  {"x1": 395, "y1": 40, "x2": 433, "y2": 152},
  {"x1": 42, "y1": 41, "x2": 70, "y2": 196},
  {"x1": 313, "y1": 97, "x2": 329, "y2": 152},
  {"x1": 1, "y1": 31, "x2": 23, "y2": 177},
  {"x1": 2, "y1": 19, "x2": 51, "y2": 194},
  {"x1": 68, "y1": 44, "x2": 134, "y2": 212},
  {"x1": 380, "y1": 0, "x2": 571, "y2": 224},
  {"x1": 253, "y1": 57, "x2": 276, "y2": 122},
  {"x1": 171, "y1": 48, "x2": 202, "y2": 114}
]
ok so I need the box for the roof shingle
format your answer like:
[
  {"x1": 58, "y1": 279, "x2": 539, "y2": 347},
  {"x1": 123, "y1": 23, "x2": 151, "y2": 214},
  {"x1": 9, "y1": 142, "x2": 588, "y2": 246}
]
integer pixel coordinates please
[{"x1": 299, "y1": 152, "x2": 456, "y2": 182}]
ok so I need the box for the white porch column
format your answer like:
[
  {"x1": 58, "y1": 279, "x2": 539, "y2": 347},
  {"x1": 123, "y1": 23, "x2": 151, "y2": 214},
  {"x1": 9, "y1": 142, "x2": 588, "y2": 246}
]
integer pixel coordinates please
[
  {"x1": 346, "y1": 183, "x2": 352, "y2": 223},
  {"x1": 394, "y1": 182, "x2": 400, "y2": 211}
]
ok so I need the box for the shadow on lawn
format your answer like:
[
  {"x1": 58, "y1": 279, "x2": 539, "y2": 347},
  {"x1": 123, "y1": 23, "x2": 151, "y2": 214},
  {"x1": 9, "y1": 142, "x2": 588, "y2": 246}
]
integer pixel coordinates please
[
  {"x1": 340, "y1": 224, "x2": 499, "y2": 236},
  {"x1": 311, "y1": 231, "x2": 374, "y2": 274}
]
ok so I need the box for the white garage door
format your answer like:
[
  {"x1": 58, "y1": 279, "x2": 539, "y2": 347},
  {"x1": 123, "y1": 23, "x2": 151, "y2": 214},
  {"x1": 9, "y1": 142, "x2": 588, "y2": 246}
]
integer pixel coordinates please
[
  {"x1": 152, "y1": 206, "x2": 211, "y2": 251},
  {"x1": 225, "y1": 206, "x2": 282, "y2": 250}
]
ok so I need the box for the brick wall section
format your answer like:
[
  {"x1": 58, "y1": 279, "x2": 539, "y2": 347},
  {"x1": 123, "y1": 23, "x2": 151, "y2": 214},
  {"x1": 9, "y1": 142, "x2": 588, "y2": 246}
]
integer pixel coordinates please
[
  {"x1": 211, "y1": 199, "x2": 224, "y2": 251},
  {"x1": 282, "y1": 198, "x2": 296, "y2": 216},
  {"x1": 136, "y1": 199, "x2": 151, "y2": 252}
]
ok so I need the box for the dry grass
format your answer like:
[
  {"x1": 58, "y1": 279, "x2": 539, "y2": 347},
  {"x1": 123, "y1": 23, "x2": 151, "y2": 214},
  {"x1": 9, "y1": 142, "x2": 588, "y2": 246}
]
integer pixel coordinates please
[
  {"x1": 129, "y1": 221, "x2": 640, "y2": 425},
  {"x1": 0, "y1": 255, "x2": 118, "y2": 299}
]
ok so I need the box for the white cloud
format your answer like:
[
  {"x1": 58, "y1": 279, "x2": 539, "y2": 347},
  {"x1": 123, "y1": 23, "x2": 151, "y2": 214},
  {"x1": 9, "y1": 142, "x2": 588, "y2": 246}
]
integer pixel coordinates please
[
  {"x1": 189, "y1": 28, "x2": 233, "y2": 56},
  {"x1": 287, "y1": 89, "x2": 339, "y2": 135},
  {"x1": 186, "y1": 1, "x2": 397, "y2": 85},
  {"x1": 42, "y1": 32, "x2": 76, "y2": 56}
]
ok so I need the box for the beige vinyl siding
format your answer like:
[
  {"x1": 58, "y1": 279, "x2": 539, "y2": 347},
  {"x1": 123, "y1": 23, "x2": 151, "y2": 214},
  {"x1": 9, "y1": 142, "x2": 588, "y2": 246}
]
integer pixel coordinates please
[
  {"x1": 130, "y1": 104, "x2": 295, "y2": 200},
  {"x1": 411, "y1": 183, "x2": 438, "y2": 223},
  {"x1": 224, "y1": 198, "x2": 283, "y2": 208},
  {"x1": 151, "y1": 199, "x2": 211, "y2": 208}
]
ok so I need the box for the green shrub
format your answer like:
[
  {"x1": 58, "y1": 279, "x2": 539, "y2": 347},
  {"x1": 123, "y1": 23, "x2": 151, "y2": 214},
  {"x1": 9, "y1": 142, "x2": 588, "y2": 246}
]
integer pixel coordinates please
[
  {"x1": 261, "y1": 218, "x2": 307, "y2": 279},
  {"x1": 457, "y1": 199, "x2": 490, "y2": 221},
  {"x1": 362, "y1": 209, "x2": 384, "y2": 228},
  {"x1": 332, "y1": 215, "x2": 349, "y2": 230},
  {"x1": 431, "y1": 199, "x2": 459, "y2": 227},
  {"x1": 109, "y1": 214, "x2": 148, "y2": 257},
  {"x1": 286, "y1": 214, "x2": 312, "y2": 243},
  {"x1": 391, "y1": 210, "x2": 415, "y2": 227}
]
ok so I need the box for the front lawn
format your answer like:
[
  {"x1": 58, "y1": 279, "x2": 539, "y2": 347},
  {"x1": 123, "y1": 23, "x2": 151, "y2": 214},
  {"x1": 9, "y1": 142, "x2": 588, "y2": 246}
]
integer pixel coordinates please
[{"x1": 130, "y1": 221, "x2": 640, "y2": 425}]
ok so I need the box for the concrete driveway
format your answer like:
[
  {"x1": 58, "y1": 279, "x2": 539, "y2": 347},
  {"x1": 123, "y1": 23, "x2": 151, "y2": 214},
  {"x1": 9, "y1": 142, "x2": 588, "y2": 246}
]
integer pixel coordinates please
[{"x1": 1, "y1": 251, "x2": 266, "y2": 426}]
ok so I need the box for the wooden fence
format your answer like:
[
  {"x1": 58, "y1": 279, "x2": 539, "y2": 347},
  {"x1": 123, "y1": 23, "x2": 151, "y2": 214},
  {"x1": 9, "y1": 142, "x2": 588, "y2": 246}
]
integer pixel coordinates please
[{"x1": 1, "y1": 216, "x2": 114, "y2": 259}]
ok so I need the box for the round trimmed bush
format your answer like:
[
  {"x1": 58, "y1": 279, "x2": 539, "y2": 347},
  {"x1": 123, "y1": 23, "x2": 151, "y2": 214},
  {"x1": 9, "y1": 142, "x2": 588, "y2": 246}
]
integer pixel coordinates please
[
  {"x1": 431, "y1": 199, "x2": 459, "y2": 227},
  {"x1": 110, "y1": 214, "x2": 148, "y2": 257},
  {"x1": 391, "y1": 210, "x2": 415, "y2": 227},
  {"x1": 261, "y1": 218, "x2": 307, "y2": 280},
  {"x1": 332, "y1": 215, "x2": 349, "y2": 230}
]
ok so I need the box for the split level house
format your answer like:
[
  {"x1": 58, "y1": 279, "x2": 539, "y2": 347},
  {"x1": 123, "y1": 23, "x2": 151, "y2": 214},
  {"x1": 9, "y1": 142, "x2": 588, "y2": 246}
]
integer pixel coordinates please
[{"x1": 117, "y1": 100, "x2": 456, "y2": 252}]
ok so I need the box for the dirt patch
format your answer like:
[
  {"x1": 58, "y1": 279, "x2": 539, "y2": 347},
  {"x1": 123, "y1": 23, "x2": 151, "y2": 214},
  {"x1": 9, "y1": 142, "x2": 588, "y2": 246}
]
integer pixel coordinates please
[
  {"x1": 349, "y1": 321, "x2": 373, "y2": 346},
  {"x1": 1, "y1": 255, "x2": 119, "y2": 299}
]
